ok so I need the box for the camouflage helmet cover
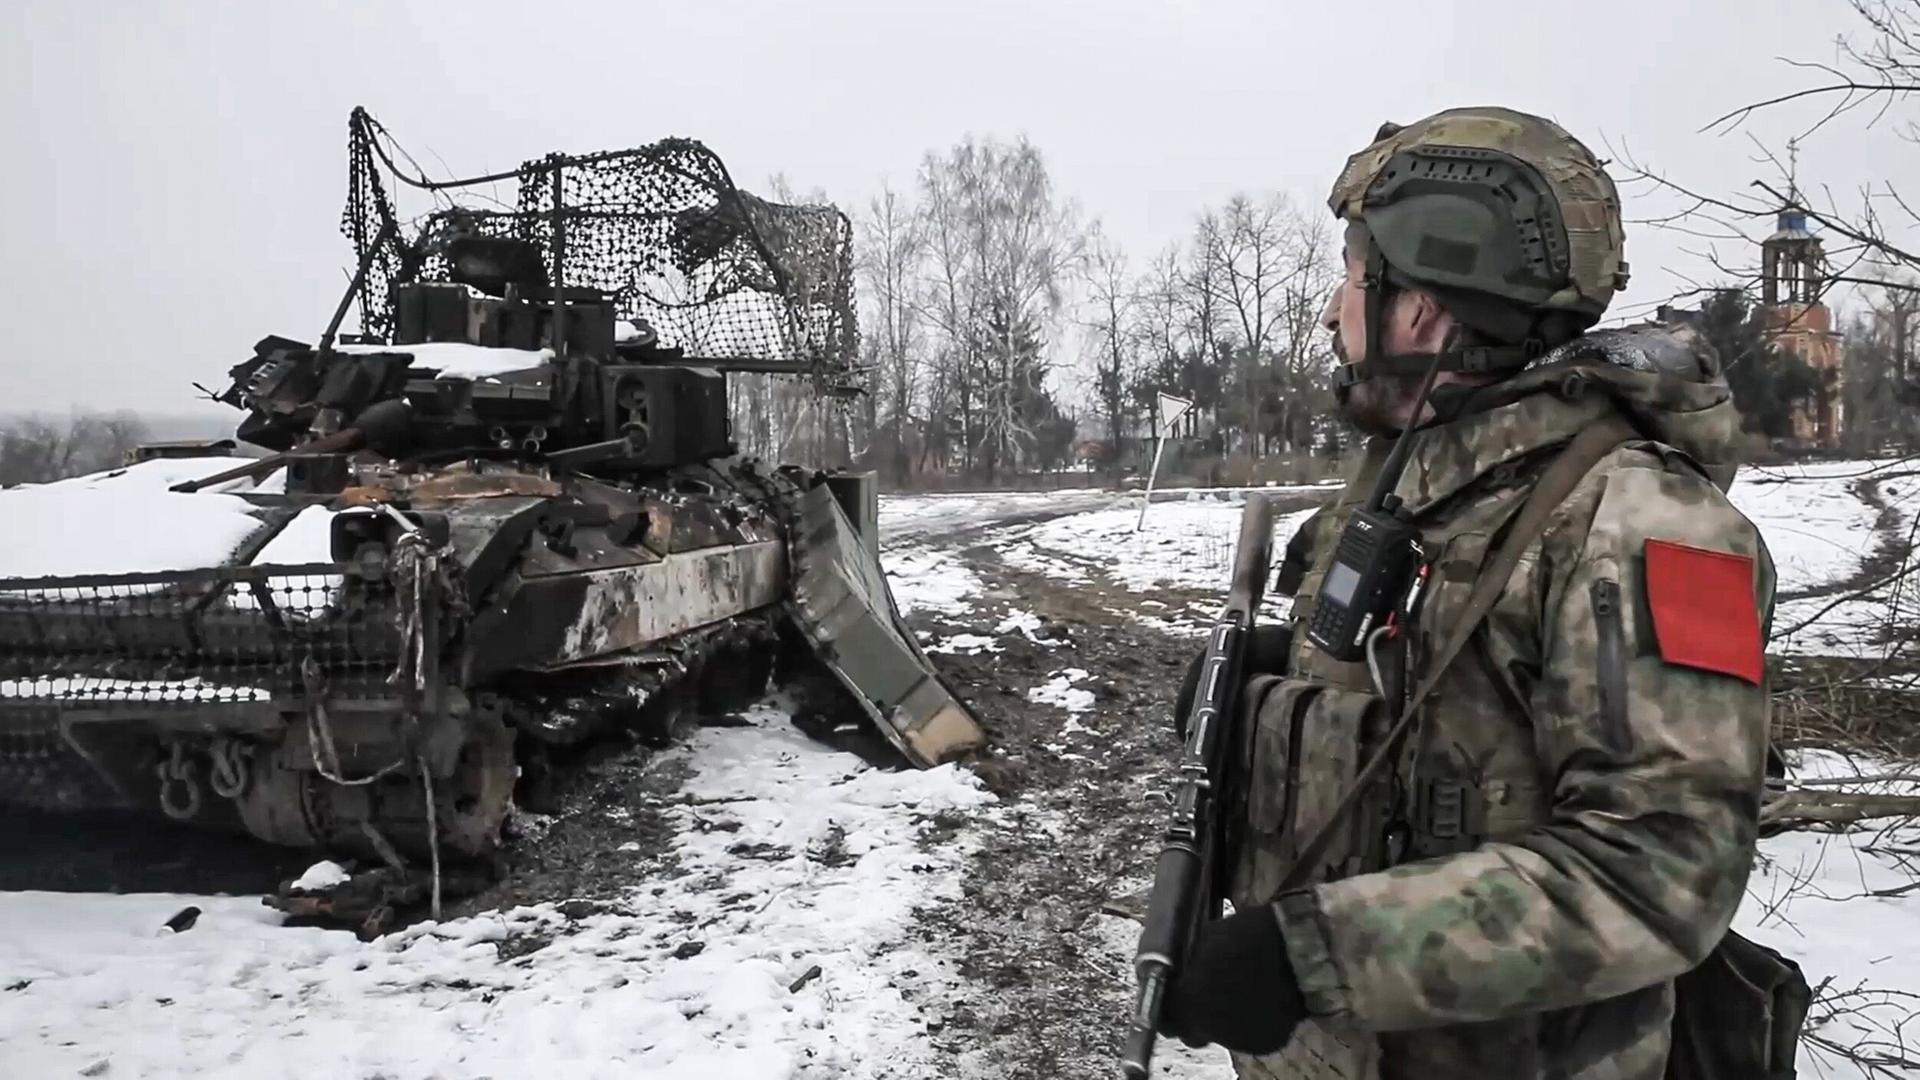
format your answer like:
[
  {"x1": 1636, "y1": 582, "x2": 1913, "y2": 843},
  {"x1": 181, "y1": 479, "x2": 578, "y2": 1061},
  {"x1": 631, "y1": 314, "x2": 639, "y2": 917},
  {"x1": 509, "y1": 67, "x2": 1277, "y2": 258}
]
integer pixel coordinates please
[{"x1": 1328, "y1": 106, "x2": 1629, "y2": 328}]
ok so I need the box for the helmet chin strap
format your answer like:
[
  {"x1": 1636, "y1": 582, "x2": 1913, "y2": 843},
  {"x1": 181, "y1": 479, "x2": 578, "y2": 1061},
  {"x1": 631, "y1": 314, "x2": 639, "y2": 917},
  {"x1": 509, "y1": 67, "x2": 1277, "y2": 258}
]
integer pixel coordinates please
[{"x1": 1332, "y1": 235, "x2": 1543, "y2": 404}]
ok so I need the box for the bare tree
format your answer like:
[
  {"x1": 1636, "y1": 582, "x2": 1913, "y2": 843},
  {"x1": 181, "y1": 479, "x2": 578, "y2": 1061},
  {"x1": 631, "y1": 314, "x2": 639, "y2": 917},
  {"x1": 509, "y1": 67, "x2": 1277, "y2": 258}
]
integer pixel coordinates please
[
  {"x1": 913, "y1": 146, "x2": 978, "y2": 477},
  {"x1": 1616, "y1": 1, "x2": 1920, "y2": 311},
  {"x1": 912, "y1": 135, "x2": 1087, "y2": 483},
  {"x1": 857, "y1": 182, "x2": 925, "y2": 486},
  {"x1": 0, "y1": 412, "x2": 152, "y2": 487},
  {"x1": 1843, "y1": 279, "x2": 1920, "y2": 453},
  {"x1": 1271, "y1": 216, "x2": 1342, "y2": 455},
  {"x1": 1080, "y1": 230, "x2": 1139, "y2": 474},
  {"x1": 1151, "y1": 195, "x2": 1340, "y2": 462}
]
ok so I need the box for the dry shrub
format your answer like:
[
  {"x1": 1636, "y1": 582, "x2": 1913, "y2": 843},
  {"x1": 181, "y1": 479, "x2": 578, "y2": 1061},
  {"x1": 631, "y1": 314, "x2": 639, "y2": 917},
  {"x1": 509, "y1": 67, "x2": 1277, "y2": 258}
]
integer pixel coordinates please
[{"x1": 1771, "y1": 657, "x2": 1920, "y2": 760}]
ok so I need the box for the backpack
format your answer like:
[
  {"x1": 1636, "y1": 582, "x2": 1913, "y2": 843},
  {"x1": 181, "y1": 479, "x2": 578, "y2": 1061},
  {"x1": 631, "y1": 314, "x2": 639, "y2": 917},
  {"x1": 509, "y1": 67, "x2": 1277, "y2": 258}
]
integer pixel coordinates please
[{"x1": 1665, "y1": 930, "x2": 1812, "y2": 1079}]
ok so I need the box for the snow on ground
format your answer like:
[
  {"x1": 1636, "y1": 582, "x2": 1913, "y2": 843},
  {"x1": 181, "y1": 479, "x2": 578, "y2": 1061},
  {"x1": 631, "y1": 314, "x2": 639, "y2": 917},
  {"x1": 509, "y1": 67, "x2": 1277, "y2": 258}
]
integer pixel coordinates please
[
  {"x1": 877, "y1": 491, "x2": 1093, "y2": 540},
  {"x1": 1743, "y1": 461, "x2": 1920, "y2": 659},
  {"x1": 981, "y1": 611, "x2": 1072, "y2": 653},
  {"x1": 998, "y1": 500, "x2": 1320, "y2": 594},
  {"x1": 964, "y1": 465, "x2": 1917, "y2": 656},
  {"x1": 875, "y1": 485, "x2": 1336, "y2": 551},
  {"x1": 0, "y1": 458, "x2": 273, "y2": 581},
  {"x1": 0, "y1": 703, "x2": 995, "y2": 1080},
  {"x1": 1771, "y1": 585, "x2": 1920, "y2": 660},
  {"x1": 1737, "y1": 750, "x2": 1920, "y2": 1079},
  {"x1": 924, "y1": 633, "x2": 1001, "y2": 656},
  {"x1": 1027, "y1": 668, "x2": 1094, "y2": 713},
  {"x1": 1729, "y1": 461, "x2": 1885, "y2": 595},
  {"x1": 882, "y1": 547, "x2": 983, "y2": 618}
]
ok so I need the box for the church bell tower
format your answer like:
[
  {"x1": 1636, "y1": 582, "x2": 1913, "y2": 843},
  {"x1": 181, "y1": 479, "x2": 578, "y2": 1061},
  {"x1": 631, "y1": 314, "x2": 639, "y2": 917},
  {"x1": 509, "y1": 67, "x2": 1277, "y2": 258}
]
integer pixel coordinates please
[{"x1": 1759, "y1": 150, "x2": 1844, "y2": 447}]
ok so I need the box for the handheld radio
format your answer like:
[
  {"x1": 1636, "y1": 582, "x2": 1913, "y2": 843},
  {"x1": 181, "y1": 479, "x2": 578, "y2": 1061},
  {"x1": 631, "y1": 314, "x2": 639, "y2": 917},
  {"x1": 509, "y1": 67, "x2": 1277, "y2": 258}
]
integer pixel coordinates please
[
  {"x1": 1306, "y1": 352, "x2": 1447, "y2": 663},
  {"x1": 1305, "y1": 499, "x2": 1423, "y2": 660}
]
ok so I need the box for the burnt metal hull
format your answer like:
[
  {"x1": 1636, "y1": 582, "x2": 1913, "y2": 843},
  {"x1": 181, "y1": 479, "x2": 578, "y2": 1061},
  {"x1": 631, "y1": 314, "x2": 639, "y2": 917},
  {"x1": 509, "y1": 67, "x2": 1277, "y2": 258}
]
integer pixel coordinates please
[{"x1": 0, "y1": 461, "x2": 982, "y2": 881}]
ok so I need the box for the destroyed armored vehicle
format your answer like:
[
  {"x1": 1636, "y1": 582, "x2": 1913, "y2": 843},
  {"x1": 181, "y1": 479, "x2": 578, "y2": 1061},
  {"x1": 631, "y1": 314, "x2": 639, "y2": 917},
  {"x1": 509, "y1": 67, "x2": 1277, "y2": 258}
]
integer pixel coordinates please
[{"x1": 0, "y1": 109, "x2": 981, "y2": 921}]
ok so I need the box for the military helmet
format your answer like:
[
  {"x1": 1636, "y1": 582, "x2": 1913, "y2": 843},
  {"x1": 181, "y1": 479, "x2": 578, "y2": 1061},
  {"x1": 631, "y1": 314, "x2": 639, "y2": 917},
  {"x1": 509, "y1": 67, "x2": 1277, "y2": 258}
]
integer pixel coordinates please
[{"x1": 1327, "y1": 107, "x2": 1630, "y2": 393}]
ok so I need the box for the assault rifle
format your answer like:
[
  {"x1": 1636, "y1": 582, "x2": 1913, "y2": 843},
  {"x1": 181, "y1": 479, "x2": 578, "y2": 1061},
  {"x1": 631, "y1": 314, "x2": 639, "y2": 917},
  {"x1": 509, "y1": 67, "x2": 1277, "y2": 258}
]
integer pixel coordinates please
[{"x1": 1121, "y1": 494, "x2": 1274, "y2": 1079}]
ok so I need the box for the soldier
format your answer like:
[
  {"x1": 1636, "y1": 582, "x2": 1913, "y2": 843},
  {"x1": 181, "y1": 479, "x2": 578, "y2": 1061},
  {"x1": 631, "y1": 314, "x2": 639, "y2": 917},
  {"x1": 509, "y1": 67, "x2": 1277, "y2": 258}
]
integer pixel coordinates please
[{"x1": 1157, "y1": 107, "x2": 1784, "y2": 1078}]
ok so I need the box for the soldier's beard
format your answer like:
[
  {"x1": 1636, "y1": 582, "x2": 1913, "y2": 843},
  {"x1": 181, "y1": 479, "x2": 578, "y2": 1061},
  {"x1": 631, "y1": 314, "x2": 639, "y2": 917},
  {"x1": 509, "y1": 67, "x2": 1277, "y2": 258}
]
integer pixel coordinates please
[
  {"x1": 1339, "y1": 379, "x2": 1424, "y2": 437},
  {"x1": 1334, "y1": 341, "x2": 1429, "y2": 437}
]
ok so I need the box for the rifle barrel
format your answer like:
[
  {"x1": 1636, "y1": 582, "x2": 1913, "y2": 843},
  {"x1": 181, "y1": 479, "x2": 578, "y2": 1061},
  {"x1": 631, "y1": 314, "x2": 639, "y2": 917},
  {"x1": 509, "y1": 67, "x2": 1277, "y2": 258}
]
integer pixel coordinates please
[{"x1": 1121, "y1": 494, "x2": 1273, "y2": 1077}]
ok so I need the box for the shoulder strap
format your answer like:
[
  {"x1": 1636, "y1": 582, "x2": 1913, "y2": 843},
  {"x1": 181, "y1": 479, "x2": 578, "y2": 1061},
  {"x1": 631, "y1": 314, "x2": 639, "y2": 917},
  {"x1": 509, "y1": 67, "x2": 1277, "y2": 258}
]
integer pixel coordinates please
[{"x1": 1276, "y1": 414, "x2": 1638, "y2": 894}]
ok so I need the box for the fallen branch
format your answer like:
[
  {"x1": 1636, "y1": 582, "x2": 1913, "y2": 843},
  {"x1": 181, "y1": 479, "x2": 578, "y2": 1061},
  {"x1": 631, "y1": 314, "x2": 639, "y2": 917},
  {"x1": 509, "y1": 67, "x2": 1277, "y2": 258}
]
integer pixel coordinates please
[
  {"x1": 1802, "y1": 979, "x2": 1920, "y2": 1079},
  {"x1": 1763, "y1": 789, "x2": 1920, "y2": 828},
  {"x1": 1789, "y1": 773, "x2": 1920, "y2": 788}
]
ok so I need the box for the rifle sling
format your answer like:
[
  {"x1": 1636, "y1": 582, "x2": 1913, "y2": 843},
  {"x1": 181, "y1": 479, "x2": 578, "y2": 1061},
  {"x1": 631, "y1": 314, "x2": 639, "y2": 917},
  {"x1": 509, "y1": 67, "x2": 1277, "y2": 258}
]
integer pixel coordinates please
[{"x1": 1275, "y1": 414, "x2": 1637, "y2": 894}]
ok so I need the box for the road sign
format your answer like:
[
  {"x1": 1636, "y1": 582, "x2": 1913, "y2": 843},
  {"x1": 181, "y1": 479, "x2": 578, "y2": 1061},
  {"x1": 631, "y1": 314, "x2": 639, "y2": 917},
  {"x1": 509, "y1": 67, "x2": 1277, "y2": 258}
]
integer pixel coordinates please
[
  {"x1": 1138, "y1": 393, "x2": 1195, "y2": 532},
  {"x1": 1157, "y1": 393, "x2": 1193, "y2": 437}
]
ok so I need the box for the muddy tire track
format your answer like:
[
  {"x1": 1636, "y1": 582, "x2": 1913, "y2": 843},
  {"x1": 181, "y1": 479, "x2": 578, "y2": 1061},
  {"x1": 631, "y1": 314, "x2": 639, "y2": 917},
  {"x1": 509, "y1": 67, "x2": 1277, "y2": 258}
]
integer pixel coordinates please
[{"x1": 907, "y1": 545, "x2": 1230, "y2": 1079}]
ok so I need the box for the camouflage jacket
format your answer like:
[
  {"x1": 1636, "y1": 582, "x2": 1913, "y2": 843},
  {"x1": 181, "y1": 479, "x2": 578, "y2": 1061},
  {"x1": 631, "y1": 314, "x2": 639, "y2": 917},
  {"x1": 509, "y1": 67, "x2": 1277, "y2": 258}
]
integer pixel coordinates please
[{"x1": 1229, "y1": 326, "x2": 1775, "y2": 1080}]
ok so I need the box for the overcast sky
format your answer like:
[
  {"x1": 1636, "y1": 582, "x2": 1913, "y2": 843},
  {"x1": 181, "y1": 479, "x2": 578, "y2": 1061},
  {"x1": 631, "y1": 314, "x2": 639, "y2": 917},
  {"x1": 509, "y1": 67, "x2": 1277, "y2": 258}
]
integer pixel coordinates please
[{"x1": 2, "y1": 0, "x2": 1910, "y2": 418}]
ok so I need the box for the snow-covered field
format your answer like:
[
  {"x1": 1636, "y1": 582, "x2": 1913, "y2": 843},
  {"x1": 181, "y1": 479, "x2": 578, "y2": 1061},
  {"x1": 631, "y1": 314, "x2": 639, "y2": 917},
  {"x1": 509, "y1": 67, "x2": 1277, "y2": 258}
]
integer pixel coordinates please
[
  {"x1": 1732, "y1": 461, "x2": 1887, "y2": 595},
  {"x1": 1730, "y1": 460, "x2": 1920, "y2": 659},
  {"x1": 2, "y1": 460, "x2": 1915, "y2": 1079},
  {"x1": 998, "y1": 499, "x2": 1321, "y2": 595}
]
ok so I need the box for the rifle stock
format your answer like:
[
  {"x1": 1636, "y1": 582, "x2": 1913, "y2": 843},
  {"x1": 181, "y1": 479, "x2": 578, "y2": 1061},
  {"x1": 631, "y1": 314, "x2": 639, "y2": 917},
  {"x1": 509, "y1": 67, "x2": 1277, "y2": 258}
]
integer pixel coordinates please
[{"x1": 1121, "y1": 494, "x2": 1273, "y2": 1079}]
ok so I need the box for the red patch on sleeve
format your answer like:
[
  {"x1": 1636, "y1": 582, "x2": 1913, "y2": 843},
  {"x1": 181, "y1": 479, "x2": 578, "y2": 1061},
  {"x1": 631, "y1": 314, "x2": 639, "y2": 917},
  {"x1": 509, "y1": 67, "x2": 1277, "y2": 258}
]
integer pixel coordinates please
[{"x1": 1643, "y1": 539, "x2": 1764, "y2": 685}]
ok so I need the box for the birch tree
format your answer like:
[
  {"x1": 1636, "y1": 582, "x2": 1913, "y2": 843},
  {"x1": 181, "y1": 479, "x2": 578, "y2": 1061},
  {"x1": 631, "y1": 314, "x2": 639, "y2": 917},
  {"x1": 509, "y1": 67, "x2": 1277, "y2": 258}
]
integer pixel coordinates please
[{"x1": 913, "y1": 135, "x2": 1086, "y2": 482}]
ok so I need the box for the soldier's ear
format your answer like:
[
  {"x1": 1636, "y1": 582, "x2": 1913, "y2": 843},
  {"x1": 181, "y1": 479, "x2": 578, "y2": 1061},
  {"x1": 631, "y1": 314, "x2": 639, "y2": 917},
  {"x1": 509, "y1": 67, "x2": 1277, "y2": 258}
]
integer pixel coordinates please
[{"x1": 1399, "y1": 287, "x2": 1456, "y2": 351}]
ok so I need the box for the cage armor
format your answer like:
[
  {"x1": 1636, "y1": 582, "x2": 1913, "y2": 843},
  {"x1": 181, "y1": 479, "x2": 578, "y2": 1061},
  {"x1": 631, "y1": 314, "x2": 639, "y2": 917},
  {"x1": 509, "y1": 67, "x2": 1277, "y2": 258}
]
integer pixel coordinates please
[{"x1": 1225, "y1": 326, "x2": 1777, "y2": 1080}]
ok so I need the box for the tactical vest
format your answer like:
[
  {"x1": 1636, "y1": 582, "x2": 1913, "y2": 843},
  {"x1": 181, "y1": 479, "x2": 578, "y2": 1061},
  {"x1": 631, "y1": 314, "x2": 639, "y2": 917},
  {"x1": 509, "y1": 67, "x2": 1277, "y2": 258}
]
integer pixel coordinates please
[
  {"x1": 1232, "y1": 437, "x2": 1562, "y2": 909},
  {"x1": 1226, "y1": 416, "x2": 1807, "y2": 1080}
]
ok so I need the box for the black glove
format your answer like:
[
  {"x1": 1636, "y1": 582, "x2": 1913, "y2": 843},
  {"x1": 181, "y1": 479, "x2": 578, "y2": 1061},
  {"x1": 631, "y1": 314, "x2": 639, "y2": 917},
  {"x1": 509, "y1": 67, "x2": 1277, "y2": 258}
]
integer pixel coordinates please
[
  {"x1": 1158, "y1": 902, "x2": 1308, "y2": 1056},
  {"x1": 1172, "y1": 624, "x2": 1293, "y2": 740}
]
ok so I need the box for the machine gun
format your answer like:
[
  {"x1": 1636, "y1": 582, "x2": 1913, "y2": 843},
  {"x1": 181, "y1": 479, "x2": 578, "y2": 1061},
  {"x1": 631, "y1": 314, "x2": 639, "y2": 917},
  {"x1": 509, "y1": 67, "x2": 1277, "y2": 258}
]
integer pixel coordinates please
[{"x1": 1122, "y1": 494, "x2": 1274, "y2": 1079}]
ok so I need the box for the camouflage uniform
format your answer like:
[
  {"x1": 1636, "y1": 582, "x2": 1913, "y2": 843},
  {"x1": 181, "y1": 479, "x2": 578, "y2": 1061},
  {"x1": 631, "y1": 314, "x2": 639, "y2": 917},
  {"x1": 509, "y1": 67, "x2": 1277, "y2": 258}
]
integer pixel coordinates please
[{"x1": 1229, "y1": 324, "x2": 1775, "y2": 1079}]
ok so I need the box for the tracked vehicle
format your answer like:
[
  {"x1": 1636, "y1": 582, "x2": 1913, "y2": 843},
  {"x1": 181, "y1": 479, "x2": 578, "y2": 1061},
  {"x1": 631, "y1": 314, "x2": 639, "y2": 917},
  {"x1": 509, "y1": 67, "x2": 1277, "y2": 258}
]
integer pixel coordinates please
[{"x1": 0, "y1": 109, "x2": 981, "y2": 924}]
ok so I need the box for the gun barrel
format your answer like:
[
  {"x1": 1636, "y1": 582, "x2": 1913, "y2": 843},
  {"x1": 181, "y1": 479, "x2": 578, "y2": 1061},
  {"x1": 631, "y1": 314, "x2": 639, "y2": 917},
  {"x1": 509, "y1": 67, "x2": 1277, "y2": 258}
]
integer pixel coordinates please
[
  {"x1": 1120, "y1": 495, "x2": 1273, "y2": 1077},
  {"x1": 167, "y1": 427, "x2": 365, "y2": 494},
  {"x1": 1119, "y1": 967, "x2": 1166, "y2": 1078}
]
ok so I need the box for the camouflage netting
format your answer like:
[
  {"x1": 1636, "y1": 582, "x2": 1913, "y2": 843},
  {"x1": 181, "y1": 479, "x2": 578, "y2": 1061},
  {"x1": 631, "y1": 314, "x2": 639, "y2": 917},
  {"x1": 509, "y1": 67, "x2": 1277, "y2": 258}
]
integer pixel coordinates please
[
  {"x1": 0, "y1": 565, "x2": 402, "y2": 709},
  {"x1": 343, "y1": 108, "x2": 856, "y2": 367}
]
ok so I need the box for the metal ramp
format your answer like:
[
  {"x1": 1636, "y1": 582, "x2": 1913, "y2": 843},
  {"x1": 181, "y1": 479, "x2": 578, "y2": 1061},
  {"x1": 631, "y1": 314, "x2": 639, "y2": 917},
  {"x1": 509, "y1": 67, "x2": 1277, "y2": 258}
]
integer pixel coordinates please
[{"x1": 785, "y1": 481, "x2": 984, "y2": 767}]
